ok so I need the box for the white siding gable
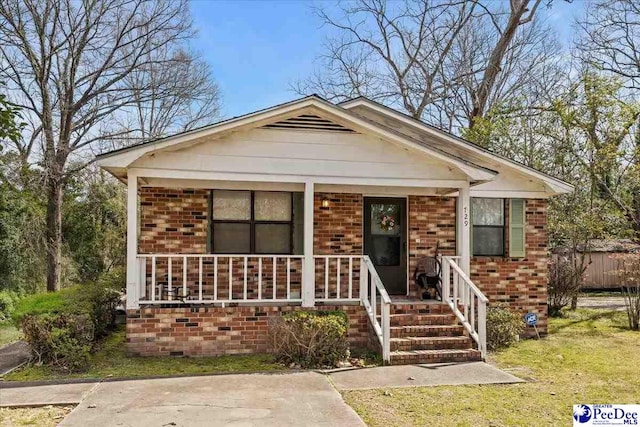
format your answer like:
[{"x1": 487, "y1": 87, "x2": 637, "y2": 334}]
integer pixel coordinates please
[{"x1": 131, "y1": 127, "x2": 468, "y2": 183}]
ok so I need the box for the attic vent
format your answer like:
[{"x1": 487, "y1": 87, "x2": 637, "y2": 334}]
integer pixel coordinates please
[{"x1": 262, "y1": 115, "x2": 357, "y2": 133}]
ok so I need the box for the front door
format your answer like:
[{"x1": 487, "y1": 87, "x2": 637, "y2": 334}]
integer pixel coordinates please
[{"x1": 364, "y1": 197, "x2": 407, "y2": 295}]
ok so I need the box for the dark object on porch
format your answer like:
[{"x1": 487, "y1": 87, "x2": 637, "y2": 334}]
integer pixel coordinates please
[
  {"x1": 413, "y1": 245, "x2": 442, "y2": 300},
  {"x1": 160, "y1": 283, "x2": 191, "y2": 302}
]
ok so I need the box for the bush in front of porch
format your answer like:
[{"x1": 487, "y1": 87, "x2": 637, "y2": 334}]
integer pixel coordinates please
[
  {"x1": 12, "y1": 269, "x2": 122, "y2": 372},
  {"x1": 4, "y1": 325, "x2": 285, "y2": 382},
  {"x1": 268, "y1": 310, "x2": 350, "y2": 368}
]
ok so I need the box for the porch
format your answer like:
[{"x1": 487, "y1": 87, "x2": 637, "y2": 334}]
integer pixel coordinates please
[
  {"x1": 123, "y1": 154, "x2": 491, "y2": 361},
  {"x1": 128, "y1": 250, "x2": 487, "y2": 363}
]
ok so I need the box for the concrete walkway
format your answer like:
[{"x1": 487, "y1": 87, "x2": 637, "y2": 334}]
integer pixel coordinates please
[
  {"x1": 55, "y1": 372, "x2": 364, "y2": 427},
  {"x1": 0, "y1": 341, "x2": 30, "y2": 376},
  {"x1": 0, "y1": 382, "x2": 98, "y2": 407},
  {"x1": 329, "y1": 362, "x2": 524, "y2": 390},
  {"x1": 578, "y1": 296, "x2": 626, "y2": 311},
  {"x1": 1, "y1": 363, "x2": 522, "y2": 425}
]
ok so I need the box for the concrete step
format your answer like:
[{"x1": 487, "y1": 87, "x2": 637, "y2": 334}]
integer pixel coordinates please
[
  {"x1": 390, "y1": 324, "x2": 466, "y2": 338},
  {"x1": 389, "y1": 313, "x2": 458, "y2": 327},
  {"x1": 390, "y1": 336, "x2": 472, "y2": 352},
  {"x1": 390, "y1": 349, "x2": 482, "y2": 365}
]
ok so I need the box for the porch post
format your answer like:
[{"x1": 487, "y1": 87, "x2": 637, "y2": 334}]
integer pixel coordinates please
[
  {"x1": 456, "y1": 182, "x2": 471, "y2": 275},
  {"x1": 302, "y1": 180, "x2": 315, "y2": 307},
  {"x1": 126, "y1": 171, "x2": 139, "y2": 309}
]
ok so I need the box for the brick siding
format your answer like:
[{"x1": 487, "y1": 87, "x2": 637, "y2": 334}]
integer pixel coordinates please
[
  {"x1": 135, "y1": 188, "x2": 549, "y2": 353},
  {"x1": 139, "y1": 187, "x2": 208, "y2": 254},
  {"x1": 407, "y1": 195, "x2": 457, "y2": 298},
  {"x1": 126, "y1": 304, "x2": 369, "y2": 357},
  {"x1": 470, "y1": 199, "x2": 548, "y2": 335}
]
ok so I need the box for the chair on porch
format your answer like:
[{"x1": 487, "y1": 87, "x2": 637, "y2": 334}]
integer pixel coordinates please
[{"x1": 413, "y1": 243, "x2": 443, "y2": 301}]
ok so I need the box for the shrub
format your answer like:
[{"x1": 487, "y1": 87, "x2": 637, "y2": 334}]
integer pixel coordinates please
[
  {"x1": 268, "y1": 310, "x2": 350, "y2": 368},
  {"x1": 21, "y1": 313, "x2": 94, "y2": 372},
  {"x1": 12, "y1": 289, "x2": 72, "y2": 324},
  {"x1": 613, "y1": 254, "x2": 640, "y2": 331},
  {"x1": 0, "y1": 290, "x2": 21, "y2": 322},
  {"x1": 66, "y1": 272, "x2": 122, "y2": 337},
  {"x1": 548, "y1": 255, "x2": 585, "y2": 317},
  {"x1": 13, "y1": 270, "x2": 122, "y2": 336},
  {"x1": 486, "y1": 305, "x2": 525, "y2": 351}
]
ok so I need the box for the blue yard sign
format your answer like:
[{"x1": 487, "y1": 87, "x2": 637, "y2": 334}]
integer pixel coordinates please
[
  {"x1": 524, "y1": 312, "x2": 538, "y2": 326},
  {"x1": 524, "y1": 312, "x2": 540, "y2": 339}
]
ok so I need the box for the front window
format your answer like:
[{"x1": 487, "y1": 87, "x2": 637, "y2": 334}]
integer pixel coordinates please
[
  {"x1": 472, "y1": 198, "x2": 505, "y2": 256},
  {"x1": 211, "y1": 190, "x2": 302, "y2": 254}
]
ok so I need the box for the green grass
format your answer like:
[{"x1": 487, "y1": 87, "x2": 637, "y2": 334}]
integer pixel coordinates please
[
  {"x1": 0, "y1": 406, "x2": 73, "y2": 426},
  {"x1": 5, "y1": 326, "x2": 285, "y2": 381},
  {"x1": 0, "y1": 322, "x2": 22, "y2": 347},
  {"x1": 344, "y1": 309, "x2": 640, "y2": 427},
  {"x1": 10, "y1": 290, "x2": 70, "y2": 324}
]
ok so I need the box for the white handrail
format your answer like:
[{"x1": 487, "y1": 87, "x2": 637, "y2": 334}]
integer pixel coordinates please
[
  {"x1": 361, "y1": 255, "x2": 391, "y2": 363},
  {"x1": 441, "y1": 256, "x2": 488, "y2": 359}
]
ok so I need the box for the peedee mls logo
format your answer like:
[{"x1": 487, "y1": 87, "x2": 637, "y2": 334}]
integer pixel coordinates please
[{"x1": 573, "y1": 404, "x2": 640, "y2": 426}]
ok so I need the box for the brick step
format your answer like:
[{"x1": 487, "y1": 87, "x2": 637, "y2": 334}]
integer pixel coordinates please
[
  {"x1": 389, "y1": 303, "x2": 449, "y2": 316},
  {"x1": 390, "y1": 324, "x2": 466, "y2": 338},
  {"x1": 389, "y1": 313, "x2": 458, "y2": 327},
  {"x1": 390, "y1": 336, "x2": 472, "y2": 352},
  {"x1": 390, "y1": 349, "x2": 482, "y2": 365}
]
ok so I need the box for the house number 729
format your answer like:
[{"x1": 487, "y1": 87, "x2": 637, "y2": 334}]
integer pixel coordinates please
[{"x1": 463, "y1": 206, "x2": 469, "y2": 227}]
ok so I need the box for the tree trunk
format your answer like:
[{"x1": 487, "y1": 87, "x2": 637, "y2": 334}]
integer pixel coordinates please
[
  {"x1": 570, "y1": 294, "x2": 578, "y2": 310},
  {"x1": 46, "y1": 176, "x2": 63, "y2": 292},
  {"x1": 468, "y1": 0, "x2": 538, "y2": 129}
]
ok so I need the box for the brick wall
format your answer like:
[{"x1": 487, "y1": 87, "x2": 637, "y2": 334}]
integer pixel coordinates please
[
  {"x1": 126, "y1": 304, "x2": 369, "y2": 357},
  {"x1": 313, "y1": 193, "x2": 363, "y2": 299},
  {"x1": 313, "y1": 193, "x2": 363, "y2": 255},
  {"x1": 470, "y1": 199, "x2": 548, "y2": 335},
  {"x1": 139, "y1": 187, "x2": 208, "y2": 254},
  {"x1": 136, "y1": 188, "x2": 549, "y2": 344},
  {"x1": 407, "y1": 196, "x2": 457, "y2": 298}
]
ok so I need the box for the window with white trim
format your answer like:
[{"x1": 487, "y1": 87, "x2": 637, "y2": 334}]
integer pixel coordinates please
[
  {"x1": 210, "y1": 190, "x2": 303, "y2": 254},
  {"x1": 471, "y1": 198, "x2": 505, "y2": 256}
]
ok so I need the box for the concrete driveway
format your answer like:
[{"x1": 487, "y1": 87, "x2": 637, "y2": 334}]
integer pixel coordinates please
[{"x1": 59, "y1": 372, "x2": 365, "y2": 427}]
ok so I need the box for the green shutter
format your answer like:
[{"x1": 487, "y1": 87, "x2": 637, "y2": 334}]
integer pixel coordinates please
[{"x1": 509, "y1": 199, "x2": 526, "y2": 258}]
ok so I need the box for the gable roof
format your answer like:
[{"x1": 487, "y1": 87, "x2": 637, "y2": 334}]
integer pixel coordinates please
[
  {"x1": 339, "y1": 97, "x2": 573, "y2": 194},
  {"x1": 96, "y1": 94, "x2": 572, "y2": 195},
  {"x1": 97, "y1": 94, "x2": 496, "y2": 182}
]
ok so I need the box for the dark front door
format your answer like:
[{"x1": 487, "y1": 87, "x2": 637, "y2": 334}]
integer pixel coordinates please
[{"x1": 364, "y1": 197, "x2": 407, "y2": 295}]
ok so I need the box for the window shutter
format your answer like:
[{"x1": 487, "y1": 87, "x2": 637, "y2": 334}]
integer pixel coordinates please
[{"x1": 509, "y1": 199, "x2": 526, "y2": 258}]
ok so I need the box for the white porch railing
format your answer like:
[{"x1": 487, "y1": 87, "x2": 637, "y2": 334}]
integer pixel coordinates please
[
  {"x1": 313, "y1": 255, "x2": 362, "y2": 303},
  {"x1": 136, "y1": 254, "x2": 304, "y2": 304},
  {"x1": 440, "y1": 256, "x2": 488, "y2": 359},
  {"x1": 134, "y1": 253, "x2": 392, "y2": 361},
  {"x1": 361, "y1": 255, "x2": 392, "y2": 363}
]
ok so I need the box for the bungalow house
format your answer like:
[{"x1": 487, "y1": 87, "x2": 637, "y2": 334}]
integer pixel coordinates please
[{"x1": 97, "y1": 95, "x2": 572, "y2": 365}]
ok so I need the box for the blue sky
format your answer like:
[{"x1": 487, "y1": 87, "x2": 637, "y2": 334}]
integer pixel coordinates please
[{"x1": 191, "y1": 0, "x2": 586, "y2": 119}]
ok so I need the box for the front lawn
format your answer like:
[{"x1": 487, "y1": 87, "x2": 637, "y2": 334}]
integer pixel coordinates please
[
  {"x1": 0, "y1": 323, "x2": 22, "y2": 348},
  {"x1": 0, "y1": 406, "x2": 73, "y2": 427},
  {"x1": 344, "y1": 309, "x2": 640, "y2": 427},
  {"x1": 5, "y1": 326, "x2": 285, "y2": 382}
]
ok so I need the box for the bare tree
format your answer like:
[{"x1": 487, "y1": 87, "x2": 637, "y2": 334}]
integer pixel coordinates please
[
  {"x1": 0, "y1": 0, "x2": 220, "y2": 291},
  {"x1": 467, "y1": 0, "x2": 542, "y2": 128},
  {"x1": 577, "y1": 0, "x2": 640, "y2": 89},
  {"x1": 111, "y1": 47, "x2": 220, "y2": 145},
  {"x1": 295, "y1": 0, "x2": 551, "y2": 133}
]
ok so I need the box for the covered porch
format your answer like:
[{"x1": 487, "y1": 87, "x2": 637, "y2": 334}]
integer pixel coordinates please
[{"x1": 123, "y1": 172, "x2": 488, "y2": 361}]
